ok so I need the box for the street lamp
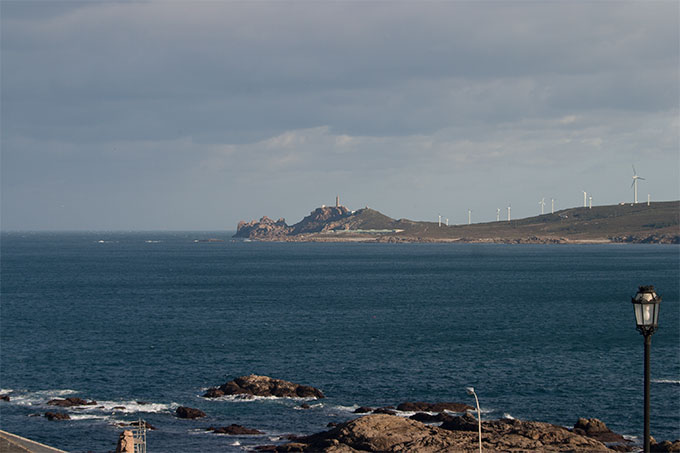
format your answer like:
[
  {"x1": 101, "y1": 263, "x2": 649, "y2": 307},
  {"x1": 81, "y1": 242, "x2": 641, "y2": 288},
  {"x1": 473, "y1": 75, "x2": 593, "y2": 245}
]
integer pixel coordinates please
[
  {"x1": 631, "y1": 285, "x2": 661, "y2": 453},
  {"x1": 466, "y1": 387, "x2": 482, "y2": 453}
]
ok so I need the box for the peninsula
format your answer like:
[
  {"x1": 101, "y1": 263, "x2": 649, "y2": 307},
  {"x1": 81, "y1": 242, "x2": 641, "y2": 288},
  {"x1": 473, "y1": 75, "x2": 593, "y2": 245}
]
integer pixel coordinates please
[{"x1": 234, "y1": 201, "x2": 679, "y2": 244}]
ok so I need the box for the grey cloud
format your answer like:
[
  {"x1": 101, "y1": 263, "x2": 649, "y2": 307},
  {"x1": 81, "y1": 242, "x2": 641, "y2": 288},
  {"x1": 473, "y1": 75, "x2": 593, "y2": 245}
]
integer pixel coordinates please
[{"x1": 1, "y1": 1, "x2": 677, "y2": 229}]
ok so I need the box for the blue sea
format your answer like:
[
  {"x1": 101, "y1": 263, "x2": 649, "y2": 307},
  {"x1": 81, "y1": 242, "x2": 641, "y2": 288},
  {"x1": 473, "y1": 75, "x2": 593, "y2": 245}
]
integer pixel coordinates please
[{"x1": 1, "y1": 232, "x2": 678, "y2": 452}]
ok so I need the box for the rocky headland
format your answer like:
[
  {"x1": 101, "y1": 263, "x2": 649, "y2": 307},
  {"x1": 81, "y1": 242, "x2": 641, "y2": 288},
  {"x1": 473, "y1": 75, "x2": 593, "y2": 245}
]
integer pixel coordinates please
[{"x1": 234, "y1": 201, "x2": 680, "y2": 244}]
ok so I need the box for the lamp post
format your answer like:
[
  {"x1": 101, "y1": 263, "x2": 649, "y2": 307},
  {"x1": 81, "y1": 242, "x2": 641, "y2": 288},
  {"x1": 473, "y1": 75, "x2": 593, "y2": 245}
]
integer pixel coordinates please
[
  {"x1": 631, "y1": 285, "x2": 661, "y2": 453},
  {"x1": 466, "y1": 387, "x2": 483, "y2": 453}
]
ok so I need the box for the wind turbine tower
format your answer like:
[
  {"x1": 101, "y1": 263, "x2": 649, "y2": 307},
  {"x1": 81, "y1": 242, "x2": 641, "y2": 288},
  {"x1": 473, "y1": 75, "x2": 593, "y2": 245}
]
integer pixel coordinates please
[
  {"x1": 583, "y1": 191, "x2": 587, "y2": 208},
  {"x1": 539, "y1": 198, "x2": 546, "y2": 215},
  {"x1": 438, "y1": 214, "x2": 441, "y2": 227},
  {"x1": 647, "y1": 194, "x2": 650, "y2": 206},
  {"x1": 446, "y1": 218, "x2": 449, "y2": 226},
  {"x1": 589, "y1": 195, "x2": 592, "y2": 209},
  {"x1": 632, "y1": 166, "x2": 645, "y2": 204},
  {"x1": 551, "y1": 198, "x2": 555, "y2": 214},
  {"x1": 497, "y1": 208, "x2": 500, "y2": 222},
  {"x1": 468, "y1": 209, "x2": 472, "y2": 225},
  {"x1": 507, "y1": 205, "x2": 511, "y2": 222}
]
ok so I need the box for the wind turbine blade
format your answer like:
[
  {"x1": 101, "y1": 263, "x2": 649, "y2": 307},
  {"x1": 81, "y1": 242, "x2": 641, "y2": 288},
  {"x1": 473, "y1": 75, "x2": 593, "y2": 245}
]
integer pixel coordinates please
[
  {"x1": 638, "y1": 177, "x2": 645, "y2": 180},
  {"x1": 631, "y1": 181, "x2": 635, "y2": 188},
  {"x1": 632, "y1": 165, "x2": 637, "y2": 175}
]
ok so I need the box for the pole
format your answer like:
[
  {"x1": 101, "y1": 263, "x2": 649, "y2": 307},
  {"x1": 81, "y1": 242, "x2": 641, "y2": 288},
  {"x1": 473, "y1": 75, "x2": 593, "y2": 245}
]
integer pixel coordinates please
[
  {"x1": 473, "y1": 391, "x2": 482, "y2": 453},
  {"x1": 644, "y1": 334, "x2": 651, "y2": 453}
]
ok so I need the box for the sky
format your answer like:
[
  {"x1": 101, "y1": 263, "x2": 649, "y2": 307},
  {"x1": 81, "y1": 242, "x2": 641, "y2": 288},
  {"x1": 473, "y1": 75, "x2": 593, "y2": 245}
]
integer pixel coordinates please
[{"x1": 1, "y1": 1, "x2": 678, "y2": 231}]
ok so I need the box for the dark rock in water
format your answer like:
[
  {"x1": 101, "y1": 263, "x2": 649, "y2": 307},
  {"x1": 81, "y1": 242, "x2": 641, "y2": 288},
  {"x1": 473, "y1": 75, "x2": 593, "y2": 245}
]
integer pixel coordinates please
[
  {"x1": 117, "y1": 420, "x2": 157, "y2": 431},
  {"x1": 47, "y1": 397, "x2": 97, "y2": 407},
  {"x1": 203, "y1": 387, "x2": 225, "y2": 398},
  {"x1": 265, "y1": 413, "x2": 613, "y2": 452},
  {"x1": 208, "y1": 424, "x2": 263, "y2": 435},
  {"x1": 175, "y1": 406, "x2": 206, "y2": 419},
  {"x1": 203, "y1": 375, "x2": 325, "y2": 399},
  {"x1": 136, "y1": 401, "x2": 151, "y2": 405},
  {"x1": 651, "y1": 440, "x2": 680, "y2": 452},
  {"x1": 0, "y1": 395, "x2": 9, "y2": 402},
  {"x1": 298, "y1": 403, "x2": 311, "y2": 410},
  {"x1": 440, "y1": 413, "x2": 480, "y2": 432},
  {"x1": 112, "y1": 406, "x2": 126, "y2": 410},
  {"x1": 397, "y1": 401, "x2": 473, "y2": 413},
  {"x1": 573, "y1": 418, "x2": 632, "y2": 448},
  {"x1": 410, "y1": 412, "x2": 450, "y2": 423},
  {"x1": 45, "y1": 412, "x2": 70, "y2": 421},
  {"x1": 326, "y1": 422, "x2": 338, "y2": 428},
  {"x1": 372, "y1": 407, "x2": 397, "y2": 415},
  {"x1": 353, "y1": 406, "x2": 373, "y2": 413}
]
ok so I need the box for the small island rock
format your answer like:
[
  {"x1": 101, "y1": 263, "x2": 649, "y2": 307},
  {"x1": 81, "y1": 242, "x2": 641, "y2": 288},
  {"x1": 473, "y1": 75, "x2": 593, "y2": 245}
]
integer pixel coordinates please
[
  {"x1": 175, "y1": 406, "x2": 206, "y2": 419},
  {"x1": 203, "y1": 375, "x2": 325, "y2": 399},
  {"x1": 47, "y1": 397, "x2": 96, "y2": 407}
]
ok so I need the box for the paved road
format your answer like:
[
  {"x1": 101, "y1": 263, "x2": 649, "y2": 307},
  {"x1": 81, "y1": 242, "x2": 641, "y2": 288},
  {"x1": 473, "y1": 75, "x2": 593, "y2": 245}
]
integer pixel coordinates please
[{"x1": 0, "y1": 431, "x2": 67, "y2": 453}]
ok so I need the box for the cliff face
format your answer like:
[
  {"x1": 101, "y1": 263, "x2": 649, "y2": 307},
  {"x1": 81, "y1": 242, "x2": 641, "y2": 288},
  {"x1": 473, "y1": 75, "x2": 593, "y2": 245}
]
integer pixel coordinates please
[
  {"x1": 234, "y1": 206, "x2": 352, "y2": 239},
  {"x1": 290, "y1": 206, "x2": 351, "y2": 235},
  {"x1": 235, "y1": 216, "x2": 290, "y2": 239}
]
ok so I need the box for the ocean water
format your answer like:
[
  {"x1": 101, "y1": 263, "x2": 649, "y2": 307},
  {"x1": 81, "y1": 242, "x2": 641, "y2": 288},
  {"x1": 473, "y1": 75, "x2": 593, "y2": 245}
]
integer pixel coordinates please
[{"x1": 0, "y1": 232, "x2": 678, "y2": 453}]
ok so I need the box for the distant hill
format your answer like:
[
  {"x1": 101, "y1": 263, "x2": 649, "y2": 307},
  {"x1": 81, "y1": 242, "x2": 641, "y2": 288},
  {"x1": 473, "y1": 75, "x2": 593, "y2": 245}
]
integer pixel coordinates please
[{"x1": 234, "y1": 201, "x2": 680, "y2": 244}]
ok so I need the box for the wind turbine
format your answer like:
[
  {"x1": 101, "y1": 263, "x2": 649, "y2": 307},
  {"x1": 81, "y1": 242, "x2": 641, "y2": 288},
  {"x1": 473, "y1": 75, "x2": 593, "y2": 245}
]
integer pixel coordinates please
[
  {"x1": 583, "y1": 191, "x2": 587, "y2": 208},
  {"x1": 507, "y1": 204, "x2": 511, "y2": 222},
  {"x1": 551, "y1": 198, "x2": 555, "y2": 214},
  {"x1": 468, "y1": 209, "x2": 472, "y2": 225},
  {"x1": 589, "y1": 195, "x2": 592, "y2": 209},
  {"x1": 539, "y1": 198, "x2": 546, "y2": 215},
  {"x1": 632, "y1": 166, "x2": 645, "y2": 204},
  {"x1": 438, "y1": 214, "x2": 442, "y2": 227},
  {"x1": 496, "y1": 208, "x2": 500, "y2": 222}
]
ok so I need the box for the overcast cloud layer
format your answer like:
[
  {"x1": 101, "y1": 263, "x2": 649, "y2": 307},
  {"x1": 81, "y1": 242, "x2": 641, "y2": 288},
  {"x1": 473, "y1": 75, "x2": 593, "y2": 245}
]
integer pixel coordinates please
[{"x1": 1, "y1": 1, "x2": 678, "y2": 230}]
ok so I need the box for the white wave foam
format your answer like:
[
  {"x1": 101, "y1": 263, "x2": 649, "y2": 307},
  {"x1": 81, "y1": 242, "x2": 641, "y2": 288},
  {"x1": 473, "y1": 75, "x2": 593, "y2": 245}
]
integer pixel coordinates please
[
  {"x1": 69, "y1": 414, "x2": 111, "y2": 421},
  {"x1": 0, "y1": 389, "x2": 13, "y2": 394},
  {"x1": 502, "y1": 413, "x2": 515, "y2": 420},
  {"x1": 9, "y1": 389, "x2": 79, "y2": 406},
  {"x1": 332, "y1": 404, "x2": 359, "y2": 412},
  {"x1": 652, "y1": 379, "x2": 680, "y2": 385},
  {"x1": 91, "y1": 400, "x2": 174, "y2": 414}
]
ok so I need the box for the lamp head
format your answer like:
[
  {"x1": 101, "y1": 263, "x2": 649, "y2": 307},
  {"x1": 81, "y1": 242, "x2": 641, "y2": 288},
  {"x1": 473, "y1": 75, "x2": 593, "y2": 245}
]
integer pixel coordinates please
[{"x1": 632, "y1": 285, "x2": 661, "y2": 336}]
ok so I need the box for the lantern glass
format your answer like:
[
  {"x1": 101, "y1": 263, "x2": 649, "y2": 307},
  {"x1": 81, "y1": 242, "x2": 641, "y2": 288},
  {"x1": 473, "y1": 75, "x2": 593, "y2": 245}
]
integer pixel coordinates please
[{"x1": 632, "y1": 286, "x2": 661, "y2": 330}]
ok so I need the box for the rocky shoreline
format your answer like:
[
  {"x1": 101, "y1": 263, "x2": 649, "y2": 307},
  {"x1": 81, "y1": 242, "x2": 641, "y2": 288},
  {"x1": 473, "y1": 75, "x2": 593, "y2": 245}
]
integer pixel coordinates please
[{"x1": 4, "y1": 375, "x2": 678, "y2": 452}]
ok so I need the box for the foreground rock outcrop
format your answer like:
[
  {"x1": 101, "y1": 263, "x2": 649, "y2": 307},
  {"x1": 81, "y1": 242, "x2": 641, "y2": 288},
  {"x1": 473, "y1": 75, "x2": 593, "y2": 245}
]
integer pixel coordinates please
[
  {"x1": 204, "y1": 375, "x2": 325, "y2": 399},
  {"x1": 651, "y1": 438, "x2": 680, "y2": 452},
  {"x1": 573, "y1": 417, "x2": 632, "y2": 448},
  {"x1": 261, "y1": 413, "x2": 618, "y2": 452}
]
